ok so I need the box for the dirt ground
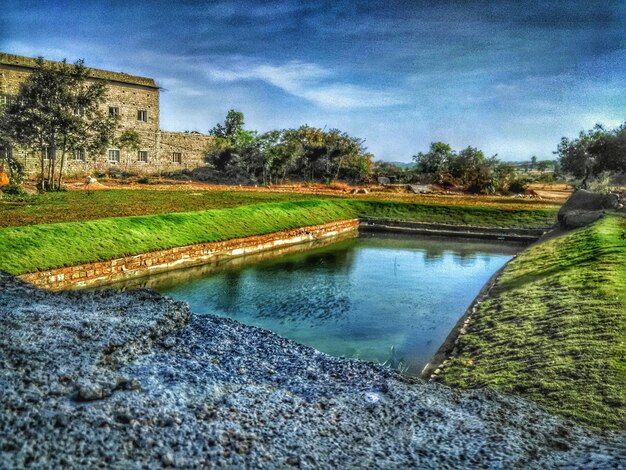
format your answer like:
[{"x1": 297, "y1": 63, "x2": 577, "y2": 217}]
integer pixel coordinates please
[{"x1": 51, "y1": 178, "x2": 569, "y2": 209}]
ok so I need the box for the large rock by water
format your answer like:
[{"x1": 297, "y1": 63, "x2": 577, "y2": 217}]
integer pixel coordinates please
[
  {"x1": 1, "y1": 272, "x2": 624, "y2": 467},
  {"x1": 558, "y1": 189, "x2": 621, "y2": 228}
]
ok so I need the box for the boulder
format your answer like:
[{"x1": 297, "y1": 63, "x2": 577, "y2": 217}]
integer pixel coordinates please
[
  {"x1": 557, "y1": 190, "x2": 620, "y2": 228},
  {"x1": 406, "y1": 184, "x2": 431, "y2": 194},
  {"x1": 560, "y1": 210, "x2": 606, "y2": 228},
  {"x1": 377, "y1": 176, "x2": 391, "y2": 185}
]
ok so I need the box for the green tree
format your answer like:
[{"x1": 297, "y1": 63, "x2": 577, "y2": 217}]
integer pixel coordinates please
[
  {"x1": 116, "y1": 129, "x2": 141, "y2": 170},
  {"x1": 208, "y1": 109, "x2": 245, "y2": 142},
  {"x1": 555, "y1": 124, "x2": 625, "y2": 189},
  {"x1": 530, "y1": 155, "x2": 537, "y2": 169},
  {"x1": 413, "y1": 142, "x2": 455, "y2": 184},
  {"x1": 0, "y1": 57, "x2": 116, "y2": 190}
]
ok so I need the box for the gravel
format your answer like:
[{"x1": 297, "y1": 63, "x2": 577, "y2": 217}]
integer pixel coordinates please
[{"x1": 1, "y1": 272, "x2": 624, "y2": 468}]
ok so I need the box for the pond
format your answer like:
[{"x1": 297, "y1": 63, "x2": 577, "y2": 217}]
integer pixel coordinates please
[{"x1": 110, "y1": 234, "x2": 523, "y2": 376}]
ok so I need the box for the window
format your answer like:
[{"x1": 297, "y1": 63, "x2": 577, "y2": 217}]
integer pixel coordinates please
[
  {"x1": 0, "y1": 94, "x2": 16, "y2": 109},
  {"x1": 138, "y1": 150, "x2": 148, "y2": 162},
  {"x1": 137, "y1": 110, "x2": 147, "y2": 122},
  {"x1": 172, "y1": 152, "x2": 182, "y2": 164},
  {"x1": 109, "y1": 106, "x2": 119, "y2": 118},
  {"x1": 73, "y1": 149, "x2": 86, "y2": 161},
  {"x1": 43, "y1": 147, "x2": 55, "y2": 160},
  {"x1": 1, "y1": 145, "x2": 12, "y2": 160},
  {"x1": 108, "y1": 149, "x2": 120, "y2": 163}
]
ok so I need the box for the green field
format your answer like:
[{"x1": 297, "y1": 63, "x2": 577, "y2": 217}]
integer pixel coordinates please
[
  {"x1": 0, "y1": 189, "x2": 559, "y2": 228},
  {"x1": 440, "y1": 215, "x2": 626, "y2": 430},
  {"x1": 0, "y1": 198, "x2": 557, "y2": 275}
]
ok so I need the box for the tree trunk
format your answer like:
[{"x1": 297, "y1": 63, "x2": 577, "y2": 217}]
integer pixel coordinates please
[
  {"x1": 40, "y1": 148, "x2": 45, "y2": 192},
  {"x1": 581, "y1": 165, "x2": 591, "y2": 190},
  {"x1": 57, "y1": 149, "x2": 67, "y2": 189}
]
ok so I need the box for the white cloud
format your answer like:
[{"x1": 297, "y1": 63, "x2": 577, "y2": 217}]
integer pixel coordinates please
[{"x1": 206, "y1": 61, "x2": 406, "y2": 109}]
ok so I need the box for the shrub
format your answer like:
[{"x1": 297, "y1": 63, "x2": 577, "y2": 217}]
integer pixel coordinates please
[
  {"x1": 1, "y1": 183, "x2": 28, "y2": 197},
  {"x1": 137, "y1": 176, "x2": 151, "y2": 184}
]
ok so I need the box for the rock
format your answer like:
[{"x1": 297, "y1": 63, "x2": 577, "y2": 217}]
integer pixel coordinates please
[
  {"x1": 558, "y1": 190, "x2": 620, "y2": 228},
  {"x1": 560, "y1": 210, "x2": 606, "y2": 228},
  {"x1": 351, "y1": 188, "x2": 369, "y2": 194},
  {"x1": 377, "y1": 177, "x2": 391, "y2": 185},
  {"x1": 0, "y1": 272, "x2": 624, "y2": 468},
  {"x1": 406, "y1": 184, "x2": 431, "y2": 194},
  {"x1": 76, "y1": 381, "x2": 105, "y2": 401}
]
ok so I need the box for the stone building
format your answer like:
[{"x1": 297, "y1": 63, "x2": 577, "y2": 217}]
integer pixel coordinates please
[{"x1": 0, "y1": 52, "x2": 214, "y2": 176}]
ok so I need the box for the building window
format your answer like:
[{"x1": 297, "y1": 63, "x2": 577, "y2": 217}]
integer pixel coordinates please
[
  {"x1": 109, "y1": 106, "x2": 119, "y2": 118},
  {"x1": 138, "y1": 150, "x2": 148, "y2": 162},
  {"x1": 108, "y1": 149, "x2": 120, "y2": 163},
  {"x1": 1, "y1": 145, "x2": 12, "y2": 160},
  {"x1": 43, "y1": 147, "x2": 55, "y2": 160},
  {"x1": 73, "y1": 149, "x2": 86, "y2": 161},
  {"x1": 172, "y1": 152, "x2": 182, "y2": 164},
  {"x1": 0, "y1": 94, "x2": 16, "y2": 109},
  {"x1": 137, "y1": 110, "x2": 147, "y2": 122}
]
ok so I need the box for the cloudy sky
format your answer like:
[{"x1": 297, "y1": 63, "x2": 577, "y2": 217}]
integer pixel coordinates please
[{"x1": 2, "y1": 1, "x2": 625, "y2": 162}]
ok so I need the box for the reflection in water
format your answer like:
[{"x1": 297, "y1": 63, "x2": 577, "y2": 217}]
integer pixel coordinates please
[{"x1": 110, "y1": 234, "x2": 524, "y2": 376}]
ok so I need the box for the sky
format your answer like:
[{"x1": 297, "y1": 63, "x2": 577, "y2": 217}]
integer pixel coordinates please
[{"x1": 2, "y1": 0, "x2": 625, "y2": 162}]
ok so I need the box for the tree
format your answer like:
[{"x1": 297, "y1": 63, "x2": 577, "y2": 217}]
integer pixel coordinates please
[
  {"x1": 412, "y1": 142, "x2": 454, "y2": 183},
  {"x1": 116, "y1": 129, "x2": 141, "y2": 170},
  {"x1": 208, "y1": 109, "x2": 245, "y2": 142},
  {"x1": 556, "y1": 123, "x2": 625, "y2": 188},
  {"x1": 0, "y1": 57, "x2": 116, "y2": 190},
  {"x1": 530, "y1": 155, "x2": 537, "y2": 169}
]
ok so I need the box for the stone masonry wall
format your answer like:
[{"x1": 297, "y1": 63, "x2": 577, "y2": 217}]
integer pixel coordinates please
[{"x1": 18, "y1": 219, "x2": 359, "y2": 290}]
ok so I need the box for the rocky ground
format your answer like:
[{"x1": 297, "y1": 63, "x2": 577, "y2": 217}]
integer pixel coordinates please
[{"x1": 1, "y1": 272, "x2": 624, "y2": 468}]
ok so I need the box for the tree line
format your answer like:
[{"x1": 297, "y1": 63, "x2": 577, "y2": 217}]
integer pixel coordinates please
[
  {"x1": 205, "y1": 110, "x2": 373, "y2": 184},
  {"x1": 0, "y1": 56, "x2": 623, "y2": 193}
]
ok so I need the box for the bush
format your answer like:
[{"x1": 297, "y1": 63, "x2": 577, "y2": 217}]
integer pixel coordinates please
[
  {"x1": 508, "y1": 178, "x2": 530, "y2": 194},
  {"x1": 137, "y1": 176, "x2": 151, "y2": 184},
  {"x1": 1, "y1": 183, "x2": 28, "y2": 197}
]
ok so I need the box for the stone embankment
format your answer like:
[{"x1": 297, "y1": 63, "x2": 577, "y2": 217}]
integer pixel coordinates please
[
  {"x1": 360, "y1": 218, "x2": 544, "y2": 242},
  {"x1": 1, "y1": 272, "x2": 624, "y2": 468},
  {"x1": 18, "y1": 219, "x2": 359, "y2": 290}
]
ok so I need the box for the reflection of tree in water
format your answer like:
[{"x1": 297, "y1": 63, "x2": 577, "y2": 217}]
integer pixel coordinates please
[
  {"x1": 249, "y1": 249, "x2": 355, "y2": 324},
  {"x1": 452, "y1": 252, "x2": 478, "y2": 268},
  {"x1": 214, "y1": 270, "x2": 244, "y2": 313}
]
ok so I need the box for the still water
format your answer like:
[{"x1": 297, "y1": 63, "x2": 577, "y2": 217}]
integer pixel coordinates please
[{"x1": 113, "y1": 234, "x2": 522, "y2": 376}]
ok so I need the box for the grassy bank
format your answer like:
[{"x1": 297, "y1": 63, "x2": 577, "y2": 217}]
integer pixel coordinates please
[
  {"x1": 440, "y1": 215, "x2": 626, "y2": 430},
  {"x1": 0, "y1": 188, "x2": 560, "y2": 228},
  {"x1": 0, "y1": 199, "x2": 556, "y2": 275}
]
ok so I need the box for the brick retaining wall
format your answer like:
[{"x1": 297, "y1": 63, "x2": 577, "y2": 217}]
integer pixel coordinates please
[{"x1": 19, "y1": 219, "x2": 359, "y2": 290}]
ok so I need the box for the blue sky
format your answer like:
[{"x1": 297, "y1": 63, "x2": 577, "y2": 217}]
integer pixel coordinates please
[{"x1": 2, "y1": 0, "x2": 625, "y2": 162}]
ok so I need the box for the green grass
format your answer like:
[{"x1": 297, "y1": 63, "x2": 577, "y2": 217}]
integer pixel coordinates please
[
  {"x1": 0, "y1": 189, "x2": 559, "y2": 228},
  {"x1": 0, "y1": 198, "x2": 556, "y2": 275},
  {"x1": 0, "y1": 190, "x2": 328, "y2": 228},
  {"x1": 440, "y1": 214, "x2": 626, "y2": 430}
]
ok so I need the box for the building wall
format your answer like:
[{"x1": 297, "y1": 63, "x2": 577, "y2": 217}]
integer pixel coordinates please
[{"x1": 0, "y1": 52, "x2": 213, "y2": 177}]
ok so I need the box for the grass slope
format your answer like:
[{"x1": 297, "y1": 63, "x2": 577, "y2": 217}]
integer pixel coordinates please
[
  {"x1": 0, "y1": 189, "x2": 559, "y2": 228},
  {"x1": 0, "y1": 199, "x2": 556, "y2": 275},
  {"x1": 440, "y1": 215, "x2": 626, "y2": 430}
]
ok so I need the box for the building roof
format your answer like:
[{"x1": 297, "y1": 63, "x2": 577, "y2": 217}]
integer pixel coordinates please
[{"x1": 0, "y1": 52, "x2": 158, "y2": 89}]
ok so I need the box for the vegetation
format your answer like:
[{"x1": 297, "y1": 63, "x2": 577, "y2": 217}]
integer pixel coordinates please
[
  {"x1": 412, "y1": 142, "x2": 518, "y2": 194},
  {"x1": 556, "y1": 123, "x2": 626, "y2": 189},
  {"x1": 440, "y1": 215, "x2": 626, "y2": 430},
  {"x1": 0, "y1": 198, "x2": 558, "y2": 275},
  {"x1": 0, "y1": 188, "x2": 559, "y2": 228},
  {"x1": 0, "y1": 58, "x2": 116, "y2": 191},
  {"x1": 205, "y1": 110, "x2": 373, "y2": 184}
]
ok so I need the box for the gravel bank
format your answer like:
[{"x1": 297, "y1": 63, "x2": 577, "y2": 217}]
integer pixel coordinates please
[{"x1": 1, "y1": 272, "x2": 624, "y2": 468}]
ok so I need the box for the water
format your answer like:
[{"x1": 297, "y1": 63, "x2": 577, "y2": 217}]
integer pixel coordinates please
[{"x1": 112, "y1": 234, "x2": 522, "y2": 376}]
